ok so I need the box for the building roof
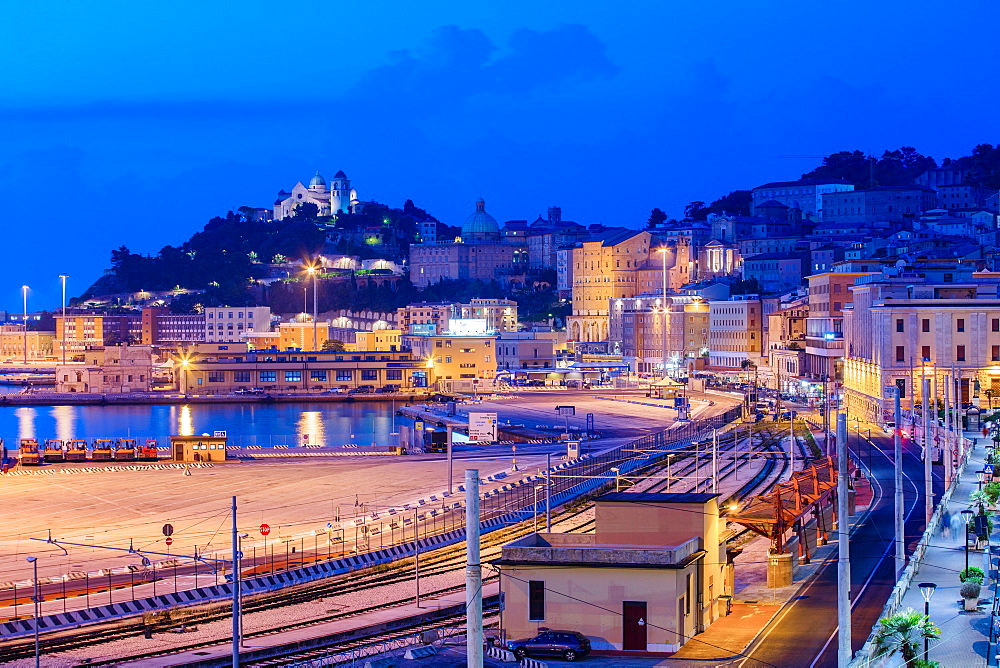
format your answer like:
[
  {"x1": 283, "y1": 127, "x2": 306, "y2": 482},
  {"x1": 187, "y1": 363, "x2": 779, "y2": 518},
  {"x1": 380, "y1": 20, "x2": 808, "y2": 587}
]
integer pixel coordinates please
[
  {"x1": 597, "y1": 492, "x2": 719, "y2": 504},
  {"x1": 334, "y1": 170, "x2": 347, "y2": 179},
  {"x1": 754, "y1": 178, "x2": 853, "y2": 189},
  {"x1": 757, "y1": 199, "x2": 790, "y2": 209},
  {"x1": 309, "y1": 171, "x2": 326, "y2": 187},
  {"x1": 461, "y1": 198, "x2": 501, "y2": 243}
]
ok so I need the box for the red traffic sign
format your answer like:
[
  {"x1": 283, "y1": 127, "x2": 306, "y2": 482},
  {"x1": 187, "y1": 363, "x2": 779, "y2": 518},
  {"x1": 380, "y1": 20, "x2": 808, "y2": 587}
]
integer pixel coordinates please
[
  {"x1": 165, "y1": 537, "x2": 173, "y2": 546},
  {"x1": 162, "y1": 523, "x2": 174, "y2": 537},
  {"x1": 260, "y1": 523, "x2": 271, "y2": 536}
]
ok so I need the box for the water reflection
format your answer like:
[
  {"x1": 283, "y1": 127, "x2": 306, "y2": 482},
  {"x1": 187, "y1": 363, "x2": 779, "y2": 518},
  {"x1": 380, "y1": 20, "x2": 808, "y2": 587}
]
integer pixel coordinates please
[
  {"x1": 0, "y1": 402, "x2": 405, "y2": 448},
  {"x1": 297, "y1": 411, "x2": 326, "y2": 447},
  {"x1": 15, "y1": 407, "x2": 36, "y2": 441},
  {"x1": 51, "y1": 405, "x2": 76, "y2": 442},
  {"x1": 178, "y1": 405, "x2": 194, "y2": 436}
]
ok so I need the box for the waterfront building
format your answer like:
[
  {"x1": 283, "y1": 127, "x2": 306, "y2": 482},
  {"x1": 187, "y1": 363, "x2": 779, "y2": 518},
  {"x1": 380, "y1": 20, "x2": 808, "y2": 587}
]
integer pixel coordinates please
[
  {"x1": 396, "y1": 299, "x2": 518, "y2": 335},
  {"x1": 276, "y1": 321, "x2": 333, "y2": 351},
  {"x1": 354, "y1": 329, "x2": 403, "y2": 352},
  {"x1": 55, "y1": 345, "x2": 154, "y2": 393},
  {"x1": 273, "y1": 170, "x2": 358, "y2": 220},
  {"x1": 0, "y1": 325, "x2": 55, "y2": 362},
  {"x1": 497, "y1": 492, "x2": 726, "y2": 654},
  {"x1": 401, "y1": 319, "x2": 498, "y2": 392},
  {"x1": 56, "y1": 314, "x2": 133, "y2": 357},
  {"x1": 175, "y1": 343, "x2": 429, "y2": 392},
  {"x1": 204, "y1": 306, "x2": 272, "y2": 343},
  {"x1": 496, "y1": 331, "x2": 568, "y2": 371},
  {"x1": 139, "y1": 307, "x2": 205, "y2": 348}
]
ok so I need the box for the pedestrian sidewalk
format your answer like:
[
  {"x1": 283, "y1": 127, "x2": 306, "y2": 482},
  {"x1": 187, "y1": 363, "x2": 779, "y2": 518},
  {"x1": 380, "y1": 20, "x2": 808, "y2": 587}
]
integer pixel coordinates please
[{"x1": 893, "y1": 435, "x2": 994, "y2": 667}]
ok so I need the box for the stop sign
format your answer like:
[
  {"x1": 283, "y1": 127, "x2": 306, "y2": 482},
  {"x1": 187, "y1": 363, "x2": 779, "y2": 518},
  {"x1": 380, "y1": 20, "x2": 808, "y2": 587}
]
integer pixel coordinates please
[
  {"x1": 260, "y1": 523, "x2": 271, "y2": 536},
  {"x1": 165, "y1": 537, "x2": 173, "y2": 546}
]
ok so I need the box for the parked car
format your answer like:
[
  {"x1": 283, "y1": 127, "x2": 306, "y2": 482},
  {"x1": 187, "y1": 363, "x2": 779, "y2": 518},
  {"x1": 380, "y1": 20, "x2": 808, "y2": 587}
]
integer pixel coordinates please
[
  {"x1": 507, "y1": 630, "x2": 591, "y2": 662},
  {"x1": 235, "y1": 387, "x2": 265, "y2": 395},
  {"x1": 325, "y1": 386, "x2": 349, "y2": 394},
  {"x1": 526, "y1": 379, "x2": 545, "y2": 387},
  {"x1": 375, "y1": 384, "x2": 401, "y2": 394},
  {"x1": 348, "y1": 385, "x2": 376, "y2": 395}
]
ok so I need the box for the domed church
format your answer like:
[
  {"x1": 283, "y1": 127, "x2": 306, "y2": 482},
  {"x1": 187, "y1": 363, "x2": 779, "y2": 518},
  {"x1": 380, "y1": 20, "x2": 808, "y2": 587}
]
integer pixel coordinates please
[
  {"x1": 273, "y1": 170, "x2": 359, "y2": 220},
  {"x1": 409, "y1": 198, "x2": 527, "y2": 288}
]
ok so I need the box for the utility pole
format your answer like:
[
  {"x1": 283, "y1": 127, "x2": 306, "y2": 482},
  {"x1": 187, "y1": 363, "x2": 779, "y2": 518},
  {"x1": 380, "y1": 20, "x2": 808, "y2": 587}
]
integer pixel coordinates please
[
  {"x1": 59, "y1": 274, "x2": 68, "y2": 365},
  {"x1": 923, "y1": 376, "x2": 933, "y2": 527},
  {"x1": 446, "y1": 426, "x2": 454, "y2": 494},
  {"x1": 312, "y1": 268, "x2": 319, "y2": 351},
  {"x1": 414, "y1": 508, "x2": 421, "y2": 607},
  {"x1": 231, "y1": 496, "x2": 240, "y2": 668},
  {"x1": 836, "y1": 413, "x2": 851, "y2": 667},
  {"x1": 465, "y1": 469, "x2": 483, "y2": 667},
  {"x1": 893, "y1": 385, "x2": 904, "y2": 577},
  {"x1": 712, "y1": 429, "x2": 718, "y2": 493},
  {"x1": 545, "y1": 452, "x2": 552, "y2": 532}
]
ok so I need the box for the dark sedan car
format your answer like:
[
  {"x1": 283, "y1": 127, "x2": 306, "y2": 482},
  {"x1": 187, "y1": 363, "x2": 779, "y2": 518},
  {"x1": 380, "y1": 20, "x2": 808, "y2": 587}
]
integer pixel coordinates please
[{"x1": 507, "y1": 630, "x2": 591, "y2": 661}]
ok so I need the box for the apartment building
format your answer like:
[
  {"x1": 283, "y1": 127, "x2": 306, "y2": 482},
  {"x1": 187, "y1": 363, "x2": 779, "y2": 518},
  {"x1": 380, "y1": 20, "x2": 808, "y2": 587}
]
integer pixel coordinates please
[
  {"x1": 842, "y1": 266, "x2": 1000, "y2": 421},
  {"x1": 707, "y1": 297, "x2": 774, "y2": 372},
  {"x1": 609, "y1": 296, "x2": 709, "y2": 374},
  {"x1": 803, "y1": 270, "x2": 878, "y2": 380},
  {"x1": 204, "y1": 306, "x2": 272, "y2": 342}
]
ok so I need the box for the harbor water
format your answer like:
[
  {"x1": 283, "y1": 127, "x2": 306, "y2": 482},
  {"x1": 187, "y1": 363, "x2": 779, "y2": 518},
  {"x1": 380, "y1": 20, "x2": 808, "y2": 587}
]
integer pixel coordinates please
[{"x1": 0, "y1": 402, "x2": 410, "y2": 448}]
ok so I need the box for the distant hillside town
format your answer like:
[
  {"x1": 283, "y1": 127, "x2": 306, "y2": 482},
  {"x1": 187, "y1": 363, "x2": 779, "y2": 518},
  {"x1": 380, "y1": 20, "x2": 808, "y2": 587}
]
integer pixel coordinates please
[{"x1": 4, "y1": 144, "x2": 1000, "y2": 418}]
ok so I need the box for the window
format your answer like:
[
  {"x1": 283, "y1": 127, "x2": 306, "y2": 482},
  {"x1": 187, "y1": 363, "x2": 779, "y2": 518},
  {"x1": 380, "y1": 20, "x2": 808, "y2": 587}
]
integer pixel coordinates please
[
  {"x1": 234, "y1": 371, "x2": 251, "y2": 383},
  {"x1": 445, "y1": 356, "x2": 452, "y2": 363},
  {"x1": 528, "y1": 580, "x2": 545, "y2": 620},
  {"x1": 921, "y1": 345, "x2": 930, "y2": 360},
  {"x1": 260, "y1": 371, "x2": 276, "y2": 382},
  {"x1": 361, "y1": 369, "x2": 378, "y2": 381},
  {"x1": 957, "y1": 345, "x2": 966, "y2": 362},
  {"x1": 310, "y1": 370, "x2": 327, "y2": 381},
  {"x1": 336, "y1": 370, "x2": 353, "y2": 381},
  {"x1": 896, "y1": 346, "x2": 905, "y2": 363},
  {"x1": 957, "y1": 318, "x2": 965, "y2": 332},
  {"x1": 896, "y1": 319, "x2": 904, "y2": 332},
  {"x1": 994, "y1": 319, "x2": 1000, "y2": 332},
  {"x1": 284, "y1": 371, "x2": 302, "y2": 382},
  {"x1": 992, "y1": 346, "x2": 999, "y2": 362},
  {"x1": 922, "y1": 319, "x2": 930, "y2": 332},
  {"x1": 386, "y1": 369, "x2": 403, "y2": 381}
]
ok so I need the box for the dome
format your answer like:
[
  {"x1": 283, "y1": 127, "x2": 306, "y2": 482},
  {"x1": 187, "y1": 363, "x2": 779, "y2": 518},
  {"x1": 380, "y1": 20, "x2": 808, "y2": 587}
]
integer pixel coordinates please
[
  {"x1": 334, "y1": 170, "x2": 348, "y2": 179},
  {"x1": 308, "y1": 171, "x2": 326, "y2": 188},
  {"x1": 460, "y1": 198, "x2": 500, "y2": 243}
]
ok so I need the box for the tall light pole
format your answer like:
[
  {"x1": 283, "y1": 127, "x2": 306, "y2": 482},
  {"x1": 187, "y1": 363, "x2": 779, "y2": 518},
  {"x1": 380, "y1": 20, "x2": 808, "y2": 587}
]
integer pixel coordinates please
[
  {"x1": 308, "y1": 265, "x2": 319, "y2": 351},
  {"x1": 21, "y1": 285, "x2": 28, "y2": 364},
  {"x1": 892, "y1": 385, "x2": 905, "y2": 577},
  {"x1": 659, "y1": 247, "x2": 669, "y2": 380},
  {"x1": 918, "y1": 582, "x2": 937, "y2": 663},
  {"x1": 923, "y1": 375, "x2": 933, "y2": 527},
  {"x1": 59, "y1": 274, "x2": 68, "y2": 365},
  {"x1": 836, "y1": 413, "x2": 851, "y2": 667},
  {"x1": 26, "y1": 555, "x2": 39, "y2": 668}
]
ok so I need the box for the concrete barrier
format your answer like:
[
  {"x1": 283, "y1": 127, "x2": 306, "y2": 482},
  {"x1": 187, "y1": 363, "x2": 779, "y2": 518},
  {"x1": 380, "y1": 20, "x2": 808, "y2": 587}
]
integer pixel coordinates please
[{"x1": 402, "y1": 645, "x2": 437, "y2": 659}]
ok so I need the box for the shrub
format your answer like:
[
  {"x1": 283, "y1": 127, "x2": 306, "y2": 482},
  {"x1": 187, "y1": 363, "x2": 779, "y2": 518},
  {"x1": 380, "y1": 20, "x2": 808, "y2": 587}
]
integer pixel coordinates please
[
  {"x1": 960, "y1": 566, "x2": 985, "y2": 584},
  {"x1": 961, "y1": 581, "x2": 982, "y2": 599}
]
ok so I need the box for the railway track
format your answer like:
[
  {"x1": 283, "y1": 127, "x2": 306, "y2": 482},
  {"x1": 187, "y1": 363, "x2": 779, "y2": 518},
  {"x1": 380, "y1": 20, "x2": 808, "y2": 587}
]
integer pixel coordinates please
[{"x1": 5, "y1": 412, "x2": 806, "y2": 665}]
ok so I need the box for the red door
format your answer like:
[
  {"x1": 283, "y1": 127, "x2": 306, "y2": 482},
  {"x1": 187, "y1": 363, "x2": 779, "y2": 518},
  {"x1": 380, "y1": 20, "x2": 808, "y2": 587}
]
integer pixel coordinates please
[{"x1": 622, "y1": 601, "x2": 647, "y2": 651}]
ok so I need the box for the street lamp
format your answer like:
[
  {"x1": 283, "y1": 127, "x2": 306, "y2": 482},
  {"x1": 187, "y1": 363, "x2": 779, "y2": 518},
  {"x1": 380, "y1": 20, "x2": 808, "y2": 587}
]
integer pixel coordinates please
[
  {"x1": 961, "y1": 509, "x2": 975, "y2": 572},
  {"x1": 306, "y1": 264, "x2": 318, "y2": 351},
  {"x1": 21, "y1": 284, "x2": 28, "y2": 364},
  {"x1": 26, "y1": 556, "x2": 39, "y2": 668},
  {"x1": 611, "y1": 467, "x2": 621, "y2": 492},
  {"x1": 658, "y1": 247, "x2": 669, "y2": 380},
  {"x1": 59, "y1": 274, "x2": 68, "y2": 365},
  {"x1": 533, "y1": 486, "x2": 542, "y2": 533},
  {"x1": 917, "y1": 582, "x2": 937, "y2": 662},
  {"x1": 977, "y1": 470, "x2": 986, "y2": 491}
]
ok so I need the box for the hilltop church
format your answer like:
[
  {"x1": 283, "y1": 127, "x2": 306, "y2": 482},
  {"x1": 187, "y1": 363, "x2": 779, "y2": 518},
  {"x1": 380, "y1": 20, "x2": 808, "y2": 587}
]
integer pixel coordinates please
[{"x1": 273, "y1": 170, "x2": 359, "y2": 220}]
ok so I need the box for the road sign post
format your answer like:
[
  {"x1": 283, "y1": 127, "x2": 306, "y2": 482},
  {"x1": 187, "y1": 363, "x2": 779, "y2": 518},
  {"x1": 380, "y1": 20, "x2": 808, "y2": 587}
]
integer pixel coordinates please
[{"x1": 260, "y1": 523, "x2": 271, "y2": 536}]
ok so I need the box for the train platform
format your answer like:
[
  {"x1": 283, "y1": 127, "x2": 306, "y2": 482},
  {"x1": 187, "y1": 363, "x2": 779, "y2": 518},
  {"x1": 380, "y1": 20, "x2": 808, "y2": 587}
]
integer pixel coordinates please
[{"x1": 115, "y1": 582, "x2": 503, "y2": 667}]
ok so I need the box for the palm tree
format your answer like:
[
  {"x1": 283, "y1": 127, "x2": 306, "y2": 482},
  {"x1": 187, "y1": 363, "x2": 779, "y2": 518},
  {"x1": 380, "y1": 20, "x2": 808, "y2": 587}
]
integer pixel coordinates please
[{"x1": 872, "y1": 608, "x2": 940, "y2": 667}]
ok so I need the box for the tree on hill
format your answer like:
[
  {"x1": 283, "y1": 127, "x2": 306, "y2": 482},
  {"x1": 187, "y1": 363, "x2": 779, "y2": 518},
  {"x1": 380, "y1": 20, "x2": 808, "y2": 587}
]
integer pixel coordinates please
[
  {"x1": 707, "y1": 190, "x2": 752, "y2": 217},
  {"x1": 801, "y1": 147, "x2": 936, "y2": 188},
  {"x1": 684, "y1": 201, "x2": 708, "y2": 221},
  {"x1": 647, "y1": 208, "x2": 668, "y2": 228}
]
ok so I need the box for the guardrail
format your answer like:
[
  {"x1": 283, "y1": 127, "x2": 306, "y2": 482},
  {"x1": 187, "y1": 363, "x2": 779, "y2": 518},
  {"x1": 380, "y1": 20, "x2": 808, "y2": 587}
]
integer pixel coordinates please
[{"x1": 848, "y1": 438, "x2": 974, "y2": 667}]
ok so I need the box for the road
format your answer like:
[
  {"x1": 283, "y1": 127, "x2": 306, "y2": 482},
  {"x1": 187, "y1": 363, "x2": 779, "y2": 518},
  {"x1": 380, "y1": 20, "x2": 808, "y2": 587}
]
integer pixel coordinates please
[{"x1": 738, "y1": 422, "x2": 945, "y2": 667}]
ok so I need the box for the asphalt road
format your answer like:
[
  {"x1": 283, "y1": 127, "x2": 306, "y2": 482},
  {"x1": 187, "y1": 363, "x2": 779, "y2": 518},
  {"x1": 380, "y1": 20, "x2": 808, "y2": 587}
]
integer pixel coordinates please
[{"x1": 739, "y1": 425, "x2": 945, "y2": 667}]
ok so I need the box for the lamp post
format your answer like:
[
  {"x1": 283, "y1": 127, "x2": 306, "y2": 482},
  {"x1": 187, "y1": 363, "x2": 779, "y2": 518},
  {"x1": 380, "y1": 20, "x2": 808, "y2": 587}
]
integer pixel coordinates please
[
  {"x1": 59, "y1": 274, "x2": 68, "y2": 365},
  {"x1": 21, "y1": 284, "x2": 28, "y2": 364},
  {"x1": 611, "y1": 467, "x2": 621, "y2": 492},
  {"x1": 961, "y1": 509, "x2": 974, "y2": 572},
  {"x1": 658, "y1": 247, "x2": 669, "y2": 380},
  {"x1": 307, "y1": 265, "x2": 318, "y2": 351},
  {"x1": 26, "y1": 556, "x2": 39, "y2": 668},
  {"x1": 977, "y1": 470, "x2": 986, "y2": 491},
  {"x1": 917, "y1": 582, "x2": 937, "y2": 662},
  {"x1": 533, "y1": 486, "x2": 541, "y2": 533}
]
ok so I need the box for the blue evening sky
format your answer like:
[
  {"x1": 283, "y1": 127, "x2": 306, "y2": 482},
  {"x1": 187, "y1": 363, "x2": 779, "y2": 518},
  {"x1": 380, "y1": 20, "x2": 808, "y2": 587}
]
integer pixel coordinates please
[{"x1": 1, "y1": 0, "x2": 997, "y2": 309}]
